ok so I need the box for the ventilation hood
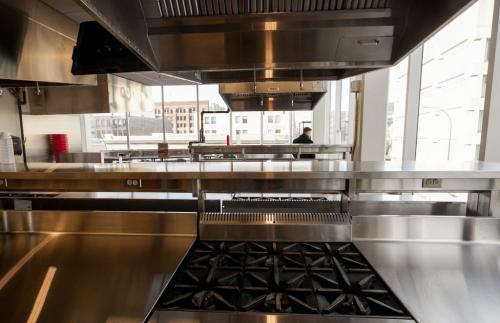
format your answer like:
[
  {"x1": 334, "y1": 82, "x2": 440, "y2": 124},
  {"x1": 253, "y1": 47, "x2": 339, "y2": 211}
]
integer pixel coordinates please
[
  {"x1": 219, "y1": 81, "x2": 327, "y2": 111},
  {"x1": 72, "y1": 0, "x2": 476, "y2": 83},
  {"x1": 0, "y1": 0, "x2": 96, "y2": 87}
]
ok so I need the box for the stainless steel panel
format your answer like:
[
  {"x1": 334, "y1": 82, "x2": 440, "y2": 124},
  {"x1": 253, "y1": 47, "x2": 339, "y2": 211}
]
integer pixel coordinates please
[
  {"x1": 355, "y1": 178, "x2": 500, "y2": 192},
  {"x1": 219, "y1": 81, "x2": 327, "y2": 111},
  {"x1": 0, "y1": 0, "x2": 96, "y2": 86},
  {"x1": 199, "y1": 212, "x2": 351, "y2": 241},
  {"x1": 59, "y1": 152, "x2": 103, "y2": 163},
  {"x1": 355, "y1": 241, "x2": 500, "y2": 323},
  {"x1": 350, "y1": 200, "x2": 466, "y2": 216},
  {"x1": 27, "y1": 74, "x2": 154, "y2": 115},
  {"x1": 149, "y1": 311, "x2": 414, "y2": 323},
  {"x1": 200, "y1": 178, "x2": 346, "y2": 193},
  {"x1": 0, "y1": 234, "x2": 47, "y2": 279},
  {"x1": 0, "y1": 234, "x2": 194, "y2": 323},
  {"x1": 1, "y1": 211, "x2": 197, "y2": 236},
  {"x1": 352, "y1": 215, "x2": 500, "y2": 243}
]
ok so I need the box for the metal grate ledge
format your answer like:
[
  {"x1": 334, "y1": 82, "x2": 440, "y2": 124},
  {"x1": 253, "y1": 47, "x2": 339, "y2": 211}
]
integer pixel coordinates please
[
  {"x1": 146, "y1": 0, "x2": 392, "y2": 19},
  {"x1": 200, "y1": 212, "x2": 351, "y2": 224}
]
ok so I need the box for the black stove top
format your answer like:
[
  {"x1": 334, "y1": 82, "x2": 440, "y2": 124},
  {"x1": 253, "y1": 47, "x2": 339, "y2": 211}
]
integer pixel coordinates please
[{"x1": 157, "y1": 241, "x2": 412, "y2": 319}]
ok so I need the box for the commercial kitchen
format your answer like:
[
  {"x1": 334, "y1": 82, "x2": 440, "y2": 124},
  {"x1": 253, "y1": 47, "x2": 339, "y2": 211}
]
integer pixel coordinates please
[{"x1": 1, "y1": 0, "x2": 500, "y2": 323}]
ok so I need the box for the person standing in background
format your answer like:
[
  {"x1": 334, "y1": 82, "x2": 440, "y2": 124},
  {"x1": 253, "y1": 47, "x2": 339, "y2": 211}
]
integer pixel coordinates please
[{"x1": 293, "y1": 127, "x2": 315, "y2": 159}]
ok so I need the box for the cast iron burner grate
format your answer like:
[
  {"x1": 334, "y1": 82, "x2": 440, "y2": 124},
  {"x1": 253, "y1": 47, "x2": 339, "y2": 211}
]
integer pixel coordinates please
[{"x1": 157, "y1": 241, "x2": 412, "y2": 319}]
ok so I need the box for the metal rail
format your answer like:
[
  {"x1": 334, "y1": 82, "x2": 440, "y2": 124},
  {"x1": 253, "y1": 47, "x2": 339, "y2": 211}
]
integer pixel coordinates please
[{"x1": 188, "y1": 144, "x2": 352, "y2": 161}]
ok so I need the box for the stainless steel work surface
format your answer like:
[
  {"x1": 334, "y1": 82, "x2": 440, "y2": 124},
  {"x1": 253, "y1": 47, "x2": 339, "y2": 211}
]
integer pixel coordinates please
[
  {"x1": 0, "y1": 234, "x2": 48, "y2": 279},
  {"x1": 3, "y1": 160, "x2": 500, "y2": 179},
  {"x1": 0, "y1": 233, "x2": 194, "y2": 323},
  {"x1": 355, "y1": 241, "x2": 500, "y2": 323}
]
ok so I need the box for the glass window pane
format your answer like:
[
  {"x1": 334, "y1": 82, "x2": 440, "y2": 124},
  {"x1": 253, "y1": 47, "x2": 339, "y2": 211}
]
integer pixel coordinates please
[
  {"x1": 164, "y1": 85, "x2": 198, "y2": 147},
  {"x1": 263, "y1": 111, "x2": 290, "y2": 144},
  {"x1": 84, "y1": 113, "x2": 127, "y2": 151},
  {"x1": 292, "y1": 111, "x2": 313, "y2": 142},
  {"x1": 339, "y1": 78, "x2": 354, "y2": 145},
  {"x1": 386, "y1": 58, "x2": 409, "y2": 161},
  {"x1": 417, "y1": 0, "x2": 494, "y2": 161},
  {"x1": 232, "y1": 112, "x2": 261, "y2": 144},
  {"x1": 199, "y1": 84, "x2": 230, "y2": 143}
]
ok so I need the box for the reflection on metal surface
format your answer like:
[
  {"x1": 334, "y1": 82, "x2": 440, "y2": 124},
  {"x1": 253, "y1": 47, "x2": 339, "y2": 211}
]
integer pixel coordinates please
[
  {"x1": 26, "y1": 266, "x2": 57, "y2": 323},
  {"x1": 199, "y1": 212, "x2": 351, "y2": 242},
  {"x1": 219, "y1": 82, "x2": 327, "y2": 111},
  {"x1": 148, "y1": 311, "x2": 414, "y2": 323},
  {"x1": 349, "y1": 200, "x2": 466, "y2": 216},
  {"x1": 0, "y1": 211, "x2": 197, "y2": 236},
  {"x1": 0, "y1": 0, "x2": 96, "y2": 86},
  {"x1": 27, "y1": 74, "x2": 154, "y2": 115},
  {"x1": 0, "y1": 235, "x2": 55, "y2": 291},
  {"x1": 355, "y1": 241, "x2": 500, "y2": 323},
  {"x1": 0, "y1": 234, "x2": 194, "y2": 323},
  {"x1": 352, "y1": 215, "x2": 500, "y2": 243}
]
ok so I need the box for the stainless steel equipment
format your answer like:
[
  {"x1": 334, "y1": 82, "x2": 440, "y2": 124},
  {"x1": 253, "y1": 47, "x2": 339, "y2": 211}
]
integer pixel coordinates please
[
  {"x1": 26, "y1": 74, "x2": 154, "y2": 115},
  {"x1": 72, "y1": 0, "x2": 475, "y2": 83},
  {"x1": 155, "y1": 240, "x2": 412, "y2": 320},
  {"x1": 0, "y1": 210, "x2": 196, "y2": 323},
  {"x1": 0, "y1": 0, "x2": 96, "y2": 87},
  {"x1": 219, "y1": 81, "x2": 327, "y2": 111},
  {"x1": 189, "y1": 144, "x2": 352, "y2": 161}
]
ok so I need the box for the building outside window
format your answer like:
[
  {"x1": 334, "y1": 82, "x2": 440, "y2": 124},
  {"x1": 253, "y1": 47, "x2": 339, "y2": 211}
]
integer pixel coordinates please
[
  {"x1": 263, "y1": 111, "x2": 290, "y2": 144},
  {"x1": 417, "y1": 0, "x2": 494, "y2": 161},
  {"x1": 199, "y1": 84, "x2": 230, "y2": 143},
  {"x1": 232, "y1": 112, "x2": 261, "y2": 144}
]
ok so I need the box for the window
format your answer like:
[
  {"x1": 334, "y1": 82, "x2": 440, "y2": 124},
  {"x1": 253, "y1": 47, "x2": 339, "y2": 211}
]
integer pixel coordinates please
[
  {"x1": 199, "y1": 84, "x2": 230, "y2": 143},
  {"x1": 292, "y1": 111, "x2": 313, "y2": 141},
  {"x1": 129, "y1": 110, "x2": 163, "y2": 149},
  {"x1": 263, "y1": 111, "x2": 290, "y2": 144},
  {"x1": 232, "y1": 112, "x2": 261, "y2": 144},
  {"x1": 385, "y1": 58, "x2": 409, "y2": 161},
  {"x1": 416, "y1": 0, "x2": 494, "y2": 161},
  {"x1": 84, "y1": 113, "x2": 128, "y2": 151}
]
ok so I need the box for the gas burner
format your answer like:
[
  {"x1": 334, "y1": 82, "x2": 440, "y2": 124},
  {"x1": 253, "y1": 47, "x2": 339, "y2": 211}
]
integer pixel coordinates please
[{"x1": 158, "y1": 241, "x2": 412, "y2": 319}]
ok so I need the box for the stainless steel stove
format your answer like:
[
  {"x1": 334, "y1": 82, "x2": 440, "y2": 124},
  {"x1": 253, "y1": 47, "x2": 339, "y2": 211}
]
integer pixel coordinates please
[{"x1": 155, "y1": 240, "x2": 412, "y2": 320}]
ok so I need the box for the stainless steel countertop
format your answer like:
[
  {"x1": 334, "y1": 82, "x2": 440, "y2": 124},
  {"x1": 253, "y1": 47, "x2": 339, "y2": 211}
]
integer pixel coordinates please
[
  {"x1": 3, "y1": 160, "x2": 500, "y2": 179},
  {"x1": 0, "y1": 211, "x2": 198, "y2": 323},
  {"x1": 356, "y1": 241, "x2": 500, "y2": 323}
]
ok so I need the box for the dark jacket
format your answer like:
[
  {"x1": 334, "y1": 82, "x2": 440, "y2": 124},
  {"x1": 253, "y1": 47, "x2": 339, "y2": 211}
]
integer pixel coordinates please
[
  {"x1": 293, "y1": 134, "x2": 315, "y2": 159},
  {"x1": 293, "y1": 134, "x2": 313, "y2": 144}
]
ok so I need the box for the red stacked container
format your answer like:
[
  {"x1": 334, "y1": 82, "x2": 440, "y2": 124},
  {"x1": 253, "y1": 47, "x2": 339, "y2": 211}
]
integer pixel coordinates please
[{"x1": 49, "y1": 134, "x2": 68, "y2": 162}]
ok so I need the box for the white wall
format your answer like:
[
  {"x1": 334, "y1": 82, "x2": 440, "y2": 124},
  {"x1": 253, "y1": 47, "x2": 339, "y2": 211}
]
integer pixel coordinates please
[
  {"x1": 0, "y1": 91, "x2": 21, "y2": 138},
  {"x1": 360, "y1": 69, "x2": 390, "y2": 161},
  {"x1": 313, "y1": 84, "x2": 332, "y2": 145},
  {"x1": 22, "y1": 115, "x2": 83, "y2": 162}
]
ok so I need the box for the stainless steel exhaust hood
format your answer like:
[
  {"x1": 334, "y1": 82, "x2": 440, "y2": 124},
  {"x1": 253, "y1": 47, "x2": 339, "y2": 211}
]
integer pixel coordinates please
[
  {"x1": 0, "y1": 0, "x2": 96, "y2": 87},
  {"x1": 72, "y1": 0, "x2": 476, "y2": 83},
  {"x1": 219, "y1": 81, "x2": 327, "y2": 111}
]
